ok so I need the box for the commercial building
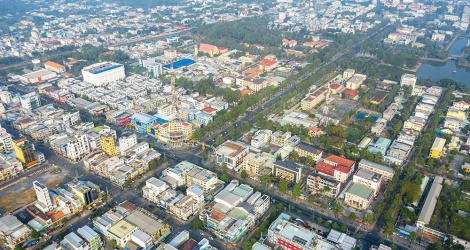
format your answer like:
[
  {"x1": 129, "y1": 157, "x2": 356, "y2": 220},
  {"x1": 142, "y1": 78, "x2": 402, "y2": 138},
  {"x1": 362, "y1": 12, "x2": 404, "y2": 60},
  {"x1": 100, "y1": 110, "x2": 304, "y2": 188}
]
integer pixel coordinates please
[
  {"x1": 358, "y1": 159, "x2": 395, "y2": 181},
  {"x1": 300, "y1": 86, "x2": 328, "y2": 110},
  {"x1": 270, "y1": 131, "x2": 292, "y2": 147},
  {"x1": 0, "y1": 215, "x2": 31, "y2": 248},
  {"x1": 20, "y1": 92, "x2": 41, "y2": 110},
  {"x1": 416, "y1": 176, "x2": 444, "y2": 231},
  {"x1": 60, "y1": 232, "x2": 89, "y2": 250},
  {"x1": 13, "y1": 137, "x2": 37, "y2": 168},
  {"x1": 143, "y1": 177, "x2": 168, "y2": 203},
  {"x1": 155, "y1": 121, "x2": 193, "y2": 145},
  {"x1": 199, "y1": 180, "x2": 269, "y2": 245},
  {"x1": 345, "y1": 74, "x2": 366, "y2": 90},
  {"x1": 326, "y1": 229, "x2": 357, "y2": 250},
  {"x1": 118, "y1": 133, "x2": 137, "y2": 155},
  {"x1": 272, "y1": 160, "x2": 302, "y2": 183},
  {"x1": 82, "y1": 62, "x2": 125, "y2": 86},
  {"x1": 382, "y1": 103, "x2": 399, "y2": 121},
  {"x1": 0, "y1": 153, "x2": 23, "y2": 181},
  {"x1": 429, "y1": 137, "x2": 446, "y2": 159},
  {"x1": 0, "y1": 127, "x2": 13, "y2": 154},
  {"x1": 268, "y1": 213, "x2": 324, "y2": 250},
  {"x1": 44, "y1": 61, "x2": 66, "y2": 73},
  {"x1": 107, "y1": 220, "x2": 137, "y2": 247},
  {"x1": 33, "y1": 180, "x2": 54, "y2": 213},
  {"x1": 101, "y1": 133, "x2": 117, "y2": 157},
  {"x1": 344, "y1": 169, "x2": 382, "y2": 210},
  {"x1": 215, "y1": 140, "x2": 248, "y2": 171},
  {"x1": 131, "y1": 113, "x2": 158, "y2": 134},
  {"x1": 343, "y1": 69, "x2": 355, "y2": 80},
  {"x1": 160, "y1": 161, "x2": 220, "y2": 194},
  {"x1": 401, "y1": 74, "x2": 417, "y2": 89},
  {"x1": 251, "y1": 129, "x2": 272, "y2": 148},
  {"x1": 242, "y1": 153, "x2": 267, "y2": 178},
  {"x1": 315, "y1": 154, "x2": 355, "y2": 183},
  {"x1": 306, "y1": 172, "x2": 342, "y2": 197},
  {"x1": 77, "y1": 226, "x2": 102, "y2": 250},
  {"x1": 20, "y1": 68, "x2": 57, "y2": 84},
  {"x1": 294, "y1": 143, "x2": 323, "y2": 162}
]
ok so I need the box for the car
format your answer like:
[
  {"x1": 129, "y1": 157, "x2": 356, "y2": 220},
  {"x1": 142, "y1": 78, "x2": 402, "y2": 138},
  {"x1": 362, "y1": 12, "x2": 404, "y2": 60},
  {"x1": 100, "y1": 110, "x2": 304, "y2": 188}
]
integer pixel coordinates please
[
  {"x1": 200, "y1": 232, "x2": 204, "y2": 235},
  {"x1": 209, "y1": 237, "x2": 214, "y2": 240}
]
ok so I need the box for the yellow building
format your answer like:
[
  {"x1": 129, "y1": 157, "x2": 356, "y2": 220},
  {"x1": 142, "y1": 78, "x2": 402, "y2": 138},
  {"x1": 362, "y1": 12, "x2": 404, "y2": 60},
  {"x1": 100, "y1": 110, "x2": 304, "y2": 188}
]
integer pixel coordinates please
[
  {"x1": 13, "y1": 137, "x2": 37, "y2": 168},
  {"x1": 101, "y1": 134, "x2": 117, "y2": 157},
  {"x1": 429, "y1": 137, "x2": 446, "y2": 159},
  {"x1": 446, "y1": 108, "x2": 467, "y2": 120}
]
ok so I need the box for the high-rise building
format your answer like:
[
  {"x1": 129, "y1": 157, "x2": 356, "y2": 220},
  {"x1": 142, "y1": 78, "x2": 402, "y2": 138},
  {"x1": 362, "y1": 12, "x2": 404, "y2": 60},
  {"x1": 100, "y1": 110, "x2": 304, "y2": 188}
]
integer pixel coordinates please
[
  {"x1": 13, "y1": 137, "x2": 37, "y2": 168},
  {"x1": 401, "y1": 74, "x2": 417, "y2": 89},
  {"x1": 20, "y1": 92, "x2": 41, "y2": 110},
  {"x1": 0, "y1": 126, "x2": 14, "y2": 154},
  {"x1": 33, "y1": 180, "x2": 54, "y2": 213},
  {"x1": 82, "y1": 62, "x2": 125, "y2": 86},
  {"x1": 101, "y1": 133, "x2": 117, "y2": 157}
]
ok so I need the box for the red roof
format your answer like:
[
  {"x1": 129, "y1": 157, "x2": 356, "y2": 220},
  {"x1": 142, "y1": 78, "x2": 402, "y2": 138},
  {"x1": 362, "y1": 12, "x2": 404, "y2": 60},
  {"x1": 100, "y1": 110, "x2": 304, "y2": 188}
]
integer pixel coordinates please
[
  {"x1": 309, "y1": 126, "x2": 321, "y2": 132},
  {"x1": 343, "y1": 88, "x2": 358, "y2": 98},
  {"x1": 454, "y1": 101, "x2": 468, "y2": 105},
  {"x1": 202, "y1": 107, "x2": 217, "y2": 113},
  {"x1": 335, "y1": 165, "x2": 351, "y2": 174},
  {"x1": 211, "y1": 210, "x2": 226, "y2": 221},
  {"x1": 330, "y1": 83, "x2": 341, "y2": 89},
  {"x1": 51, "y1": 211, "x2": 65, "y2": 222},
  {"x1": 259, "y1": 58, "x2": 277, "y2": 67},
  {"x1": 44, "y1": 61, "x2": 64, "y2": 69},
  {"x1": 199, "y1": 43, "x2": 218, "y2": 53},
  {"x1": 315, "y1": 162, "x2": 334, "y2": 176},
  {"x1": 324, "y1": 154, "x2": 355, "y2": 168},
  {"x1": 174, "y1": 25, "x2": 186, "y2": 29},
  {"x1": 219, "y1": 46, "x2": 227, "y2": 51}
]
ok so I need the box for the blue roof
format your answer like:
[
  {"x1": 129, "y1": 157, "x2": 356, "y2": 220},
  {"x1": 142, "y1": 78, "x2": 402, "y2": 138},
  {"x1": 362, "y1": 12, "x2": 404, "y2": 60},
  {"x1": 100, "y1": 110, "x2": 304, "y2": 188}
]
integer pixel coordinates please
[
  {"x1": 131, "y1": 113, "x2": 157, "y2": 124},
  {"x1": 164, "y1": 58, "x2": 196, "y2": 69},
  {"x1": 90, "y1": 64, "x2": 123, "y2": 74}
]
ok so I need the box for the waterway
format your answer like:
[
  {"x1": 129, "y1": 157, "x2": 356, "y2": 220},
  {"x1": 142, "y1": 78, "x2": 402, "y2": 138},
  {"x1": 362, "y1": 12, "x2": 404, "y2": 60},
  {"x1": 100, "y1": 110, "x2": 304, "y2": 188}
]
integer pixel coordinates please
[{"x1": 416, "y1": 37, "x2": 470, "y2": 85}]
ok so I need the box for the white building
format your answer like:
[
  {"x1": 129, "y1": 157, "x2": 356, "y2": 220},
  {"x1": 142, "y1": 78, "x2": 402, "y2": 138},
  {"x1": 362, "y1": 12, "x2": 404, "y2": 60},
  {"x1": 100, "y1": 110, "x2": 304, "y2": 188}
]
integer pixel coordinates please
[
  {"x1": 143, "y1": 177, "x2": 168, "y2": 203},
  {"x1": 118, "y1": 133, "x2": 138, "y2": 155},
  {"x1": 400, "y1": 74, "x2": 417, "y2": 89},
  {"x1": 67, "y1": 134, "x2": 91, "y2": 162},
  {"x1": 215, "y1": 140, "x2": 248, "y2": 171},
  {"x1": 20, "y1": 92, "x2": 41, "y2": 110},
  {"x1": 0, "y1": 91, "x2": 12, "y2": 104},
  {"x1": 0, "y1": 127, "x2": 13, "y2": 154},
  {"x1": 33, "y1": 180, "x2": 54, "y2": 213},
  {"x1": 82, "y1": 62, "x2": 125, "y2": 86}
]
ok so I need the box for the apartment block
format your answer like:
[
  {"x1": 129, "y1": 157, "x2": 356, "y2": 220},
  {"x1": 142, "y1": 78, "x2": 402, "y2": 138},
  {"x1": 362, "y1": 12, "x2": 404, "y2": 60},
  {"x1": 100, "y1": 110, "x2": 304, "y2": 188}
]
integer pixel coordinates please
[{"x1": 215, "y1": 140, "x2": 248, "y2": 171}]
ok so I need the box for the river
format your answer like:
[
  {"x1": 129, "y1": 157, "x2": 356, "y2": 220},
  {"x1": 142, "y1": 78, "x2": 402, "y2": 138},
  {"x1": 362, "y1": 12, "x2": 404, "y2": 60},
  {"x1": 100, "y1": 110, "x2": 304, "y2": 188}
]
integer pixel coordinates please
[{"x1": 416, "y1": 37, "x2": 470, "y2": 85}]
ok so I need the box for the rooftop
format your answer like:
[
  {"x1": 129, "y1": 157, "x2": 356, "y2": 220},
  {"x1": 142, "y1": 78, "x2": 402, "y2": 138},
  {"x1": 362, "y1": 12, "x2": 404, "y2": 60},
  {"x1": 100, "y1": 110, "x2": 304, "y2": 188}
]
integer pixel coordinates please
[{"x1": 346, "y1": 183, "x2": 374, "y2": 200}]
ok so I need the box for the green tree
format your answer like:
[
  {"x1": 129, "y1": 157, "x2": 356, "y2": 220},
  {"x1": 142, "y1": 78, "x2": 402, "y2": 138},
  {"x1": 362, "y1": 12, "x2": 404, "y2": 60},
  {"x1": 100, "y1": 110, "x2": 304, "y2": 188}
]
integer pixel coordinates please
[
  {"x1": 221, "y1": 163, "x2": 228, "y2": 172},
  {"x1": 279, "y1": 179, "x2": 288, "y2": 194},
  {"x1": 408, "y1": 231, "x2": 418, "y2": 242},
  {"x1": 292, "y1": 183, "x2": 301, "y2": 200},
  {"x1": 332, "y1": 200, "x2": 343, "y2": 216},
  {"x1": 355, "y1": 233, "x2": 362, "y2": 239},
  {"x1": 215, "y1": 135, "x2": 224, "y2": 145},
  {"x1": 241, "y1": 170, "x2": 249, "y2": 179},
  {"x1": 427, "y1": 243, "x2": 443, "y2": 250},
  {"x1": 260, "y1": 174, "x2": 273, "y2": 186},
  {"x1": 191, "y1": 218, "x2": 204, "y2": 230},
  {"x1": 220, "y1": 173, "x2": 229, "y2": 182},
  {"x1": 30, "y1": 229, "x2": 40, "y2": 239},
  {"x1": 340, "y1": 224, "x2": 347, "y2": 233},
  {"x1": 109, "y1": 239, "x2": 118, "y2": 247},
  {"x1": 348, "y1": 213, "x2": 357, "y2": 221}
]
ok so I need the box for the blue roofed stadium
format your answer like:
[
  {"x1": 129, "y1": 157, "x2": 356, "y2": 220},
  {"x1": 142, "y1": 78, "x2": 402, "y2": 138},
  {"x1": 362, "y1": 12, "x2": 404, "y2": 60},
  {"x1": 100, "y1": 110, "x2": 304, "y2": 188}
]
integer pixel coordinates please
[{"x1": 164, "y1": 58, "x2": 196, "y2": 69}]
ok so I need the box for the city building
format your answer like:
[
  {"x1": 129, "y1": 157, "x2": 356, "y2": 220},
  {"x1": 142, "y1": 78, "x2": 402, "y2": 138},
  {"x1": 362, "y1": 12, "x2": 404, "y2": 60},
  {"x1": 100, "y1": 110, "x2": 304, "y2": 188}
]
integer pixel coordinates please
[
  {"x1": 143, "y1": 177, "x2": 168, "y2": 203},
  {"x1": 251, "y1": 129, "x2": 272, "y2": 148},
  {"x1": 344, "y1": 169, "x2": 382, "y2": 210},
  {"x1": 0, "y1": 153, "x2": 23, "y2": 180},
  {"x1": 82, "y1": 62, "x2": 125, "y2": 86},
  {"x1": 199, "y1": 180, "x2": 269, "y2": 244},
  {"x1": 345, "y1": 74, "x2": 366, "y2": 90},
  {"x1": 268, "y1": 213, "x2": 323, "y2": 250},
  {"x1": 20, "y1": 92, "x2": 41, "y2": 110},
  {"x1": 215, "y1": 140, "x2": 248, "y2": 171},
  {"x1": 416, "y1": 176, "x2": 444, "y2": 233},
  {"x1": 272, "y1": 160, "x2": 302, "y2": 183},
  {"x1": 44, "y1": 61, "x2": 66, "y2": 73},
  {"x1": 33, "y1": 180, "x2": 54, "y2": 213},
  {"x1": 0, "y1": 127, "x2": 14, "y2": 154},
  {"x1": 306, "y1": 172, "x2": 342, "y2": 197},
  {"x1": 270, "y1": 131, "x2": 292, "y2": 147},
  {"x1": 0, "y1": 215, "x2": 31, "y2": 248},
  {"x1": 101, "y1": 133, "x2": 117, "y2": 157},
  {"x1": 155, "y1": 121, "x2": 193, "y2": 145},
  {"x1": 77, "y1": 226, "x2": 102, "y2": 250},
  {"x1": 242, "y1": 153, "x2": 267, "y2": 178},
  {"x1": 326, "y1": 229, "x2": 357, "y2": 250},
  {"x1": 400, "y1": 74, "x2": 417, "y2": 89},
  {"x1": 294, "y1": 143, "x2": 323, "y2": 162},
  {"x1": 107, "y1": 220, "x2": 137, "y2": 247},
  {"x1": 343, "y1": 69, "x2": 355, "y2": 80},
  {"x1": 60, "y1": 232, "x2": 89, "y2": 250},
  {"x1": 358, "y1": 159, "x2": 395, "y2": 181},
  {"x1": 13, "y1": 137, "x2": 37, "y2": 168},
  {"x1": 118, "y1": 133, "x2": 137, "y2": 155},
  {"x1": 315, "y1": 154, "x2": 355, "y2": 183},
  {"x1": 131, "y1": 113, "x2": 158, "y2": 134},
  {"x1": 20, "y1": 68, "x2": 57, "y2": 84},
  {"x1": 300, "y1": 86, "x2": 328, "y2": 110},
  {"x1": 429, "y1": 137, "x2": 446, "y2": 159}
]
